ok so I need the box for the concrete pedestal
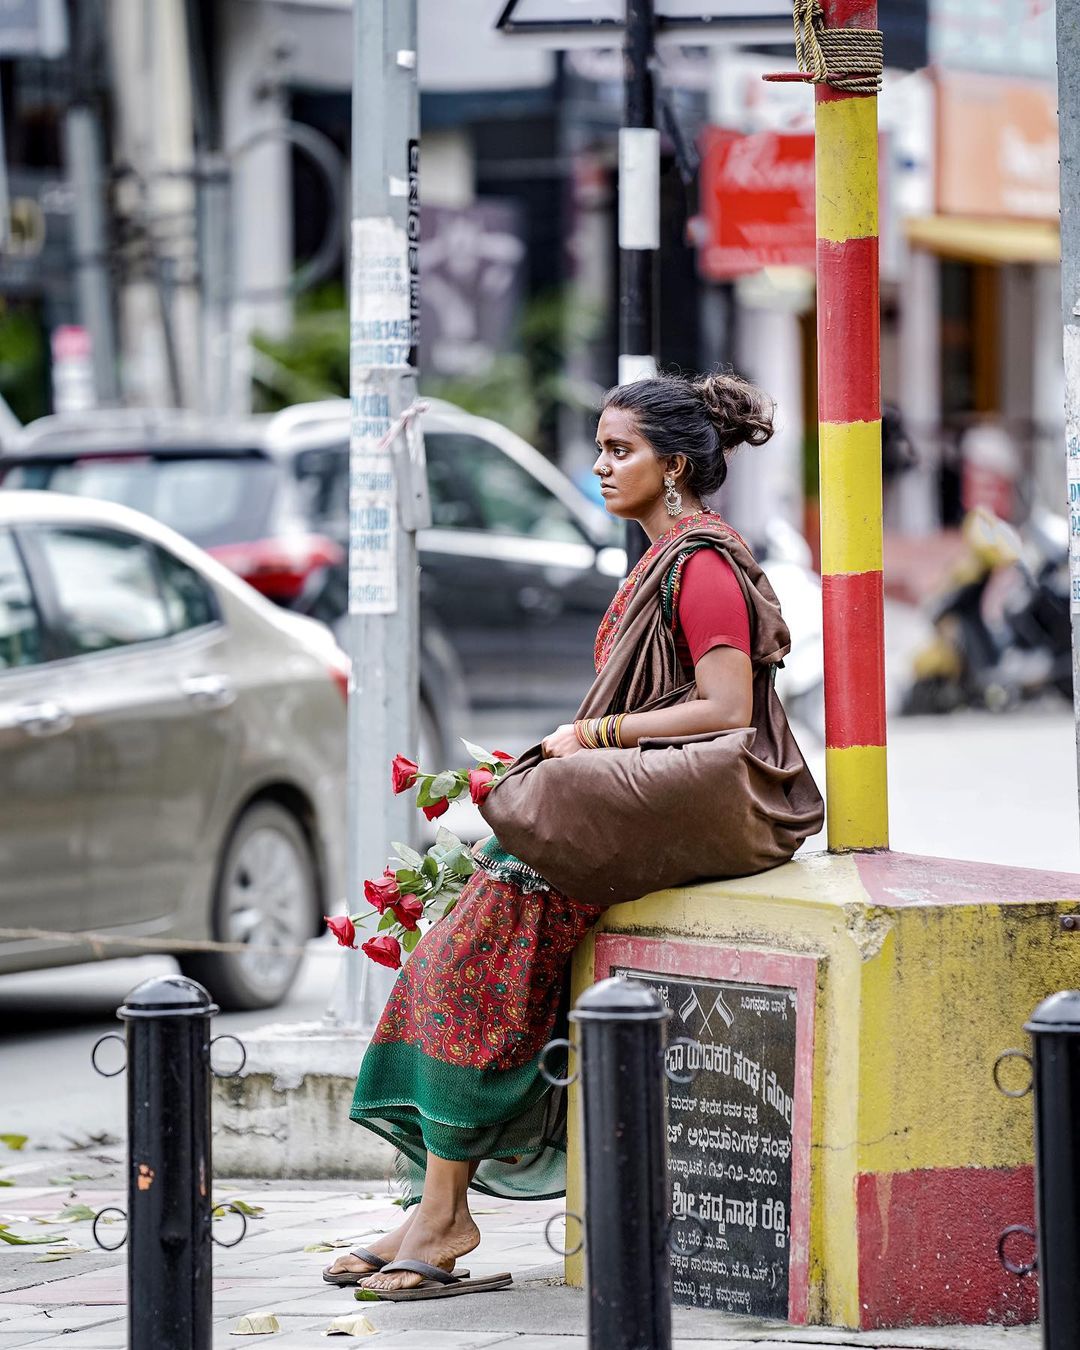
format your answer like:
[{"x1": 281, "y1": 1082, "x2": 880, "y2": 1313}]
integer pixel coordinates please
[
  {"x1": 211, "y1": 1022, "x2": 394, "y2": 1180},
  {"x1": 567, "y1": 850, "x2": 1080, "y2": 1330}
]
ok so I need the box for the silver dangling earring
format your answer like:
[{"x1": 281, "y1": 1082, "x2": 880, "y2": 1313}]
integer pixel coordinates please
[{"x1": 663, "y1": 474, "x2": 683, "y2": 518}]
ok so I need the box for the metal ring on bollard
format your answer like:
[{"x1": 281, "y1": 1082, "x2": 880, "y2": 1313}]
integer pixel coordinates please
[
  {"x1": 993, "y1": 1049, "x2": 1034, "y2": 1099},
  {"x1": 92, "y1": 1207, "x2": 127, "y2": 1252},
  {"x1": 209, "y1": 1034, "x2": 247, "y2": 1080},
  {"x1": 90, "y1": 1032, "x2": 126, "y2": 1078},
  {"x1": 667, "y1": 1211, "x2": 707, "y2": 1258},
  {"x1": 538, "y1": 1038, "x2": 578, "y2": 1088},
  {"x1": 544, "y1": 1209, "x2": 584, "y2": 1258},
  {"x1": 663, "y1": 1036, "x2": 700, "y2": 1087},
  {"x1": 211, "y1": 1202, "x2": 249, "y2": 1248},
  {"x1": 998, "y1": 1224, "x2": 1038, "y2": 1276}
]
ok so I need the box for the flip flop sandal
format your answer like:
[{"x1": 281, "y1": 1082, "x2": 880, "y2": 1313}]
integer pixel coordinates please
[
  {"x1": 323, "y1": 1248, "x2": 471, "y2": 1288},
  {"x1": 357, "y1": 1259, "x2": 512, "y2": 1302}
]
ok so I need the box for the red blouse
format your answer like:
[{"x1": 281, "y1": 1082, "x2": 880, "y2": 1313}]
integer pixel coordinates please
[{"x1": 674, "y1": 549, "x2": 751, "y2": 671}]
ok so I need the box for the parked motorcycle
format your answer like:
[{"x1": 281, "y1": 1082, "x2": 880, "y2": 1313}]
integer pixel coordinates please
[{"x1": 902, "y1": 506, "x2": 1071, "y2": 715}]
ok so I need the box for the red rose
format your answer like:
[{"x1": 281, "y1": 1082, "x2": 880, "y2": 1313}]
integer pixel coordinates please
[
  {"x1": 362, "y1": 934, "x2": 402, "y2": 969},
  {"x1": 325, "y1": 914, "x2": 357, "y2": 949},
  {"x1": 422, "y1": 797, "x2": 449, "y2": 821},
  {"x1": 391, "y1": 754, "x2": 419, "y2": 795},
  {"x1": 491, "y1": 750, "x2": 515, "y2": 765},
  {"x1": 363, "y1": 869, "x2": 400, "y2": 913},
  {"x1": 468, "y1": 766, "x2": 495, "y2": 805},
  {"x1": 391, "y1": 894, "x2": 424, "y2": 931}
]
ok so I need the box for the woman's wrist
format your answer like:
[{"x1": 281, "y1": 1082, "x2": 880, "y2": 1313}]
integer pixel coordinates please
[{"x1": 574, "y1": 714, "x2": 628, "y2": 750}]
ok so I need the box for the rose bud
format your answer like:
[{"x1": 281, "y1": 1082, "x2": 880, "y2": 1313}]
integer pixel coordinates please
[
  {"x1": 325, "y1": 915, "x2": 357, "y2": 949},
  {"x1": 422, "y1": 797, "x2": 449, "y2": 821},
  {"x1": 468, "y1": 766, "x2": 495, "y2": 805},
  {"x1": 391, "y1": 754, "x2": 419, "y2": 795},
  {"x1": 391, "y1": 894, "x2": 424, "y2": 931},
  {"x1": 491, "y1": 750, "x2": 515, "y2": 765},
  {"x1": 361, "y1": 934, "x2": 402, "y2": 970},
  {"x1": 363, "y1": 870, "x2": 400, "y2": 913}
]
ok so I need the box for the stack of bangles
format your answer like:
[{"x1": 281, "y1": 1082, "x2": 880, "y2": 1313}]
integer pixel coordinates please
[{"x1": 574, "y1": 713, "x2": 628, "y2": 750}]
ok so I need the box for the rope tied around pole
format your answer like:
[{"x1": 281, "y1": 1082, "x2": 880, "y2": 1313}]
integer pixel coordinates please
[{"x1": 793, "y1": 0, "x2": 883, "y2": 94}]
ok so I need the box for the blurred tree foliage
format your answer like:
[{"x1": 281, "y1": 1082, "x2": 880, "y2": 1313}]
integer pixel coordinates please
[
  {"x1": 251, "y1": 283, "x2": 601, "y2": 456},
  {"x1": 0, "y1": 304, "x2": 48, "y2": 423}
]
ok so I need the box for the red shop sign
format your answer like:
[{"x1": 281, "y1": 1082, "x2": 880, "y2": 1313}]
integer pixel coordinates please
[{"x1": 698, "y1": 127, "x2": 816, "y2": 280}]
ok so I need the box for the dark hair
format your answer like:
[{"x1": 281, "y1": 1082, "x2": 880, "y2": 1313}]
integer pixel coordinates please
[{"x1": 601, "y1": 370, "x2": 775, "y2": 496}]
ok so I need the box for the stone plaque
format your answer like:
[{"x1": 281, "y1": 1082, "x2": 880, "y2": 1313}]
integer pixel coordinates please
[{"x1": 596, "y1": 937, "x2": 815, "y2": 1324}]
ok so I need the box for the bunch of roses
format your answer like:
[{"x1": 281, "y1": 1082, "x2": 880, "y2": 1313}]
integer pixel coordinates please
[
  {"x1": 391, "y1": 739, "x2": 514, "y2": 820},
  {"x1": 324, "y1": 741, "x2": 514, "y2": 969}
]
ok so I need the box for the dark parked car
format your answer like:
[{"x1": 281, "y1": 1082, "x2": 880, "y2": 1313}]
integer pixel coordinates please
[{"x1": 1, "y1": 400, "x2": 626, "y2": 756}]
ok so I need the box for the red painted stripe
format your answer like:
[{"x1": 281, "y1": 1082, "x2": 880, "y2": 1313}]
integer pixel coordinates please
[
  {"x1": 817, "y1": 237, "x2": 880, "y2": 424},
  {"x1": 856, "y1": 1166, "x2": 1037, "y2": 1330},
  {"x1": 820, "y1": 0, "x2": 877, "y2": 26},
  {"x1": 822, "y1": 570, "x2": 886, "y2": 749}
]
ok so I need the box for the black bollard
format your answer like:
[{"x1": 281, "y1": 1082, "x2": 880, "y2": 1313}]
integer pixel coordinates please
[
  {"x1": 1024, "y1": 991, "x2": 1080, "y2": 1349},
  {"x1": 571, "y1": 975, "x2": 672, "y2": 1350},
  {"x1": 119, "y1": 975, "x2": 218, "y2": 1350}
]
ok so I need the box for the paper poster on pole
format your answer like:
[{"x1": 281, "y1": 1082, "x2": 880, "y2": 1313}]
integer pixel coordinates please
[{"x1": 348, "y1": 216, "x2": 410, "y2": 615}]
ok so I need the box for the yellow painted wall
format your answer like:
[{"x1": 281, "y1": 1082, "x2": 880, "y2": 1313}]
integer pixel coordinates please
[{"x1": 566, "y1": 852, "x2": 1080, "y2": 1328}]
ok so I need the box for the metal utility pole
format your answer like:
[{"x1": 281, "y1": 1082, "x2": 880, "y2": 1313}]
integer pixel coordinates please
[
  {"x1": 182, "y1": 0, "x2": 232, "y2": 417},
  {"x1": 337, "y1": 0, "x2": 425, "y2": 1027},
  {"x1": 1057, "y1": 0, "x2": 1080, "y2": 837},
  {"x1": 64, "y1": 0, "x2": 119, "y2": 405},
  {"x1": 620, "y1": 0, "x2": 660, "y2": 566},
  {"x1": 619, "y1": 0, "x2": 659, "y2": 390}
]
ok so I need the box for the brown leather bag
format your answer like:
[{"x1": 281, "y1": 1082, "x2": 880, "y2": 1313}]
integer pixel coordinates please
[{"x1": 479, "y1": 519, "x2": 824, "y2": 907}]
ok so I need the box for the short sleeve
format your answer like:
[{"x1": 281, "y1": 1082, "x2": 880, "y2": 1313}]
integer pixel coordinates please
[{"x1": 675, "y1": 549, "x2": 751, "y2": 666}]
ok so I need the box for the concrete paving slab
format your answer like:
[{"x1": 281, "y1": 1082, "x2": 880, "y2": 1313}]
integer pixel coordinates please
[
  {"x1": 0, "y1": 1335, "x2": 58, "y2": 1347},
  {"x1": 0, "y1": 1307, "x2": 123, "y2": 1334}
]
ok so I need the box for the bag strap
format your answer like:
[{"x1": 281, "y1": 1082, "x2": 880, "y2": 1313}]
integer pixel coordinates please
[{"x1": 659, "y1": 541, "x2": 714, "y2": 633}]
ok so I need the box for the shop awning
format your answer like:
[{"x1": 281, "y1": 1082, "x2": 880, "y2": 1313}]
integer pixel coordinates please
[{"x1": 905, "y1": 215, "x2": 1060, "y2": 265}]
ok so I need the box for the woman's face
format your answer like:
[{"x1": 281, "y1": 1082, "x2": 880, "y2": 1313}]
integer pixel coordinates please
[{"x1": 592, "y1": 406, "x2": 667, "y2": 520}]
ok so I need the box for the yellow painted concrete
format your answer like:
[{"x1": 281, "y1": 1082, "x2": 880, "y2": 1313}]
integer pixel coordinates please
[
  {"x1": 815, "y1": 96, "x2": 879, "y2": 243},
  {"x1": 818, "y1": 421, "x2": 883, "y2": 576},
  {"x1": 566, "y1": 851, "x2": 1080, "y2": 1328},
  {"x1": 826, "y1": 745, "x2": 889, "y2": 851}
]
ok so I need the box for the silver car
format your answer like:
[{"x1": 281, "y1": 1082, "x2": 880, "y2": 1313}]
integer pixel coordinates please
[{"x1": 0, "y1": 491, "x2": 346, "y2": 1009}]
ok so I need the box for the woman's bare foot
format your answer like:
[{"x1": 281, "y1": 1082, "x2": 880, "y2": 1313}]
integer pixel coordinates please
[
  {"x1": 324, "y1": 1210, "x2": 416, "y2": 1278},
  {"x1": 361, "y1": 1207, "x2": 481, "y2": 1292}
]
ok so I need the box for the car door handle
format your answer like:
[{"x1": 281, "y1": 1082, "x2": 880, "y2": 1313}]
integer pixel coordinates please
[
  {"x1": 13, "y1": 701, "x2": 74, "y2": 737},
  {"x1": 181, "y1": 674, "x2": 235, "y2": 710}
]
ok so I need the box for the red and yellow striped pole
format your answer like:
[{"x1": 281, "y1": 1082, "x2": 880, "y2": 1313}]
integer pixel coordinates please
[{"x1": 815, "y1": 0, "x2": 888, "y2": 851}]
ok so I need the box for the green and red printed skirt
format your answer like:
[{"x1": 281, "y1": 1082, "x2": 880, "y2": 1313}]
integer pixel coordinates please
[{"x1": 350, "y1": 840, "x2": 603, "y2": 1205}]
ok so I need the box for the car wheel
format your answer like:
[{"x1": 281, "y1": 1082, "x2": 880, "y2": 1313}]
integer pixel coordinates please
[{"x1": 178, "y1": 802, "x2": 316, "y2": 1012}]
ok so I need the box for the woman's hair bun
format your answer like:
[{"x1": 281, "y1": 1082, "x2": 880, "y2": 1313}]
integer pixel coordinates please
[{"x1": 691, "y1": 371, "x2": 775, "y2": 453}]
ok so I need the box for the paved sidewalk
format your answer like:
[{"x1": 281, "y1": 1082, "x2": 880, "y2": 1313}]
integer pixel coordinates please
[{"x1": 0, "y1": 1148, "x2": 1041, "y2": 1350}]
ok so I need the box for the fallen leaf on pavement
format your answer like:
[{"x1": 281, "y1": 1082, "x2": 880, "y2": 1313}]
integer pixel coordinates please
[
  {"x1": 0, "y1": 1136, "x2": 27, "y2": 1152},
  {"x1": 304, "y1": 1242, "x2": 335, "y2": 1253},
  {"x1": 55, "y1": 1205, "x2": 97, "y2": 1222},
  {"x1": 0, "y1": 1224, "x2": 57, "y2": 1245},
  {"x1": 215, "y1": 1198, "x2": 265, "y2": 1218},
  {"x1": 48, "y1": 1174, "x2": 93, "y2": 1185},
  {"x1": 324, "y1": 1313, "x2": 377, "y2": 1336},
  {"x1": 230, "y1": 1314, "x2": 281, "y2": 1335}
]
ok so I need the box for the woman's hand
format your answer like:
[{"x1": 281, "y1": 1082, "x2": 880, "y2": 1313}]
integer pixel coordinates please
[{"x1": 541, "y1": 723, "x2": 583, "y2": 759}]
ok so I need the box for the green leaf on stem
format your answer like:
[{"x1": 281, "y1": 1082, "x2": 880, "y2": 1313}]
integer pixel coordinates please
[
  {"x1": 434, "y1": 826, "x2": 463, "y2": 851},
  {"x1": 401, "y1": 928, "x2": 422, "y2": 953},
  {"x1": 461, "y1": 738, "x2": 493, "y2": 764},
  {"x1": 394, "y1": 868, "x2": 423, "y2": 891},
  {"x1": 421, "y1": 855, "x2": 439, "y2": 883},
  {"x1": 429, "y1": 771, "x2": 458, "y2": 800},
  {"x1": 377, "y1": 912, "x2": 396, "y2": 932},
  {"x1": 441, "y1": 895, "x2": 459, "y2": 918},
  {"x1": 390, "y1": 843, "x2": 425, "y2": 871}
]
